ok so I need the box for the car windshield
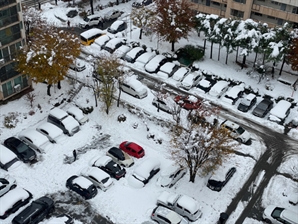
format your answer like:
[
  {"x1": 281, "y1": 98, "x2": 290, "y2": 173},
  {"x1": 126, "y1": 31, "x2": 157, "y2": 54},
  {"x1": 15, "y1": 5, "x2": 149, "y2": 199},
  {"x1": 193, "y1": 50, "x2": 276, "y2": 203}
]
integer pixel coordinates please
[
  {"x1": 258, "y1": 102, "x2": 268, "y2": 110},
  {"x1": 101, "y1": 177, "x2": 109, "y2": 184},
  {"x1": 241, "y1": 99, "x2": 250, "y2": 106},
  {"x1": 83, "y1": 17, "x2": 90, "y2": 22},
  {"x1": 271, "y1": 207, "x2": 283, "y2": 219},
  {"x1": 236, "y1": 126, "x2": 245, "y2": 135},
  {"x1": 106, "y1": 161, "x2": 119, "y2": 171},
  {"x1": 16, "y1": 142, "x2": 30, "y2": 153}
]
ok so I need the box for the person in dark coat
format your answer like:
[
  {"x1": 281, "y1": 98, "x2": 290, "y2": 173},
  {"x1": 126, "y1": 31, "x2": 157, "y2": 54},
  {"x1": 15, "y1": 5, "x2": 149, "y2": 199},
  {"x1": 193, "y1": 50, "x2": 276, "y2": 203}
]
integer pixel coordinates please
[{"x1": 73, "y1": 150, "x2": 77, "y2": 161}]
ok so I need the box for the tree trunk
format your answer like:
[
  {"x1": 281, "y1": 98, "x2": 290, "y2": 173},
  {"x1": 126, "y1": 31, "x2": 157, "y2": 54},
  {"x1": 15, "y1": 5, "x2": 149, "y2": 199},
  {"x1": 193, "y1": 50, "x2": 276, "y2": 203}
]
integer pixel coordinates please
[
  {"x1": 55, "y1": 0, "x2": 57, "y2": 5},
  {"x1": 218, "y1": 43, "x2": 221, "y2": 61},
  {"x1": 253, "y1": 52, "x2": 258, "y2": 67},
  {"x1": 241, "y1": 55, "x2": 246, "y2": 69},
  {"x1": 272, "y1": 61, "x2": 276, "y2": 78},
  {"x1": 236, "y1": 46, "x2": 239, "y2": 62},
  {"x1": 57, "y1": 81, "x2": 61, "y2": 89},
  {"x1": 210, "y1": 41, "x2": 213, "y2": 59},
  {"x1": 47, "y1": 84, "x2": 52, "y2": 96},
  {"x1": 171, "y1": 41, "x2": 175, "y2": 52},
  {"x1": 203, "y1": 39, "x2": 206, "y2": 55},
  {"x1": 189, "y1": 170, "x2": 196, "y2": 183},
  {"x1": 279, "y1": 56, "x2": 286, "y2": 76},
  {"x1": 90, "y1": 0, "x2": 94, "y2": 15},
  {"x1": 225, "y1": 45, "x2": 229, "y2": 65},
  {"x1": 117, "y1": 85, "x2": 122, "y2": 107},
  {"x1": 262, "y1": 53, "x2": 265, "y2": 65},
  {"x1": 139, "y1": 28, "x2": 143, "y2": 40}
]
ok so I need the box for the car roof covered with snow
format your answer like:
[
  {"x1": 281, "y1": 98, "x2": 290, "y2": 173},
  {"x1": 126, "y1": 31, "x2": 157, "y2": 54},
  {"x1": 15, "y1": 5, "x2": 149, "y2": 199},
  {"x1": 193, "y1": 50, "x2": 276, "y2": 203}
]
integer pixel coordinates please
[
  {"x1": 123, "y1": 76, "x2": 147, "y2": 92},
  {"x1": 224, "y1": 84, "x2": 244, "y2": 99},
  {"x1": 93, "y1": 156, "x2": 112, "y2": 167},
  {"x1": 19, "y1": 129, "x2": 49, "y2": 147},
  {"x1": 171, "y1": 67, "x2": 189, "y2": 81},
  {"x1": 105, "y1": 38, "x2": 124, "y2": 49},
  {"x1": 73, "y1": 176, "x2": 93, "y2": 189},
  {"x1": 145, "y1": 55, "x2": 166, "y2": 73},
  {"x1": 134, "y1": 157, "x2": 160, "y2": 179},
  {"x1": 135, "y1": 52, "x2": 156, "y2": 67},
  {"x1": 209, "y1": 80, "x2": 229, "y2": 97},
  {"x1": 37, "y1": 122, "x2": 63, "y2": 138},
  {"x1": 110, "y1": 20, "x2": 125, "y2": 30},
  {"x1": 0, "y1": 145, "x2": 19, "y2": 166},
  {"x1": 80, "y1": 166, "x2": 110, "y2": 181},
  {"x1": 94, "y1": 35, "x2": 111, "y2": 47},
  {"x1": 49, "y1": 107, "x2": 68, "y2": 120},
  {"x1": 209, "y1": 165, "x2": 235, "y2": 182},
  {"x1": 269, "y1": 100, "x2": 291, "y2": 119}
]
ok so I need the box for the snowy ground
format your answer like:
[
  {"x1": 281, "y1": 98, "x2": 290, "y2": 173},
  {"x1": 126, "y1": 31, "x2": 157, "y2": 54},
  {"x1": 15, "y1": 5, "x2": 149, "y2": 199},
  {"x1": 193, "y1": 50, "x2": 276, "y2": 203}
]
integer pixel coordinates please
[{"x1": 0, "y1": 1, "x2": 297, "y2": 223}]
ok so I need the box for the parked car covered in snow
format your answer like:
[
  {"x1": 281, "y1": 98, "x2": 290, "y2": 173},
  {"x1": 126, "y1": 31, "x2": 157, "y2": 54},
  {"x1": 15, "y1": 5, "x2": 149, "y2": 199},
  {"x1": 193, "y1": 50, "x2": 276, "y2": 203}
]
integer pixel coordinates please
[
  {"x1": 128, "y1": 158, "x2": 160, "y2": 188},
  {"x1": 119, "y1": 141, "x2": 145, "y2": 158},
  {"x1": 134, "y1": 52, "x2": 156, "y2": 68},
  {"x1": 47, "y1": 107, "x2": 80, "y2": 136},
  {"x1": 171, "y1": 67, "x2": 189, "y2": 82},
  {"x1": 196, "y1": 77, "x2": 217, "y2": 93},
  {"x1": 36, "y1": 122, "x2": 64, "y2": 144},
  {"x1": 66, "y1": 106, "x2": 89, "y2": 125},
  {"x1": 145, "y1": 55, "x2": 167, "y2": 73},
  {"x1": 0, "y1": 174, "x2": 16, "y2": 197},
  {"x1": 174, "y1": 95, "x2": 201, "y2": 110},
  {"x1": 157, "y1": 62, "x2": 180, "y2": 78},
  {"x1": 104, "y1": 10, "x2": 123, "y2": 21},
  {"x1": 0, "y1": 144, "x2": 21, "y2": 171},
  {"x1": 0, "y1": 187, "x2": 33, "y2": 219},
  {"x1": 220, "y1": 120, "x2": 251, "y2": 144},
  {"x1": 263, "y1": 205, "x2": 298, "y2": 224},
  {"x1": 237, "y1": 93, "x2": 257, "y2": 112},
  {"x1": 152, "y1": 97, "x2": 173, "y2": 114},
  {"x1": 101, "y1": 38, "x2": 125, "y2": 54},
  {"x1": 151, "y1": 206, "x2": 189, "y2": 224},
  {"x1": 221, "y1": 84, "x2": 244, "y2": 105},
  {"x1": 66, "y1": 175, "x2": 98, "y2": 200},
  {"x1": 18, "y1": 130, "x2": 51, "y2": 152},
  {"x1": 268, "y1": 100, "x2": 291, "y2": 124},
  {"x1": 94, "y1": 35, "x2": 111, "y2": 49},
  {"x1": 123, "y1": 47, "x2": 145, "y2": 63},
  {"x1": 80, "y1": 166, "x2": 114, "y2": 191},
  {"x1": 107, "y1": 20, "x2": 127, "y2": 35},
  {"x1": 180, "y1": 71, "x2": 203, "y2": 90},
  {"x1": 208, "y1": 80, "x2": 230, "y2": 98},
  {"x1": 119, "y1": 76, "x2": 148, "y2": 99},
  {"x1": 156, "y1": 191, "x2": 202, "y2": 221},
  {"x1": 157, "y1": 166, "x2": 186, "y2": 188}
]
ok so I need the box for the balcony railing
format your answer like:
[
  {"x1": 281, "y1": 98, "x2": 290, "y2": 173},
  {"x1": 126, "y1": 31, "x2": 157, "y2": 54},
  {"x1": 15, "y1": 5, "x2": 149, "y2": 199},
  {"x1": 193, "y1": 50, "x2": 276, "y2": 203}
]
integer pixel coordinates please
[{"x1": 0, "y1": 0, "x2": 17, "y2": 8}]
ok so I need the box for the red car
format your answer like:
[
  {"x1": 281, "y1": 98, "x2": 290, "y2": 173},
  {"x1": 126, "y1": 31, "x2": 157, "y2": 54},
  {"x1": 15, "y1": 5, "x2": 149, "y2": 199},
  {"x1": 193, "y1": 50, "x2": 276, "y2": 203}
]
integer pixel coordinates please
[
  {"x1": 119, "y1": 141, "x2": 145, "y2": 158},
  {"x1": 174, "y1": 95, "x2": 201, "y2": 110}
]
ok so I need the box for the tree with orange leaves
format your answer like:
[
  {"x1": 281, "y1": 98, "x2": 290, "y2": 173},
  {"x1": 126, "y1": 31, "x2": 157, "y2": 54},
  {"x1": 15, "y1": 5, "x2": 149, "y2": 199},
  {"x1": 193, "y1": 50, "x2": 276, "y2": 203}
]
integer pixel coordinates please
[{"x1": 288, "y1": 38, "x2": 298, "y2": 71}]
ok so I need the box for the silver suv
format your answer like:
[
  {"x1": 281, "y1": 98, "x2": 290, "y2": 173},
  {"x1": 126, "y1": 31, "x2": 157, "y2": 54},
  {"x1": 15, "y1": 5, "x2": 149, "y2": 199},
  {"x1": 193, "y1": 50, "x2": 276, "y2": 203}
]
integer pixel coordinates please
[
  {"x1": 79, "y1": 15, "x2": 103, "y2": 29},
  {"x1": 151, "y1": 206, "x2": 189, "y2": 224}
]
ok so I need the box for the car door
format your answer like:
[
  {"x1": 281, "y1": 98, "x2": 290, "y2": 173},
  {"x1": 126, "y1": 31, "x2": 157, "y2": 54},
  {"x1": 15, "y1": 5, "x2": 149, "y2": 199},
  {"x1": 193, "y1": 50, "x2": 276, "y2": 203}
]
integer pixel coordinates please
[{"x1": 22, "y1": 137, "x2": 35, "y2": 150}]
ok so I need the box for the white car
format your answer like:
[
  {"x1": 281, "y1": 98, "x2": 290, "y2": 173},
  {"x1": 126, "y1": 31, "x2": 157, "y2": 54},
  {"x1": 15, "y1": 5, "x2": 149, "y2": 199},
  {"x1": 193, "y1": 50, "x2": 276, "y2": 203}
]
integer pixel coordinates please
[
  {"x1": 151, "y1": 206, "x2": 189, "y2": 224},
  {"x1": 152, "y1": 97, "x2": 172, "y2": 114},
  {"x1": 221, "y1": 84, "x2": 244, "y2": 105},
  {"x1": 79, "y1": 14, "x2": 103, "y2": 29},
  {"x1": 94, "y1": 35, "x2": 111, "y2": 49},
  {"x1": 128, "y1": 157, "x2": 160, "y2": 188},
  {"x1": 114, "y1": 45, "x2": 131, "y2": 59},
  {"x1": 106, "y1": 147, "x2": 134, "y2": 167},
  {"x1": 19, "y1": 129, "x2": 51, "y2": 152},
  {"x1": 36, "y1": 122, "x2": 64, "y2": 143},
  {"x1": 157, "y1": 167, "x2": 186, "y2": 188},
  {"x1": 101, "y1": 38, "x2": 125, "y2": 54},
  {"x1": 0, "y1": 145, "x2": 21, "y2": 171},
  {"x1": 0, "y1": 175, "x2": 16, "y2": 197},
  {"x1": 145, "y1": 55, "x2": 167, "y2": 73},
  {"x1": 221, "y1": 120, "x2": 251, "y2": 144},
  {"x1": 119, "y1": 76, "x2": 148, "y2": 99},
  {"x1": 180, "y1": 71, "x2": 203, "y2": 90},
  {"x1": 263, "y1": 205, "x2": 298, "y2": 224},
  {"x1": 157, "y1": 62, "x2": 180, "y2": 78},
  {"x1": 134, "y1": 52, "x2": 156, "y2": 68},
  {"x1": 208, "y1": 80, "x2": 230, "y2": 98},
  {"x1": 104, "y1": 10, "x2": 123, "y2": 21},
  {"x1": 66, "y1": 106, "x2": 89, "y2": 125},
  {"x1": 123, "y1": 47, "x2": 145, "y2": 63},
  {"x1": 171, "y1": 67, "x2": 189, "y2": 82},
  {"x1": 80, "y1": 167, "x2": 114, "y2": 192}
]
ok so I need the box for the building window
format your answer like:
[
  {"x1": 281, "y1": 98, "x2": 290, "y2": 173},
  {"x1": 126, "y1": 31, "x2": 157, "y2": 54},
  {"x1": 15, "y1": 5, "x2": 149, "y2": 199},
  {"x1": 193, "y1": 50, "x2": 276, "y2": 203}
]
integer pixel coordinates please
[
  {"x1": 0, "y1": 24, "x2": 22, "y2": 46},
  {"x1": 0, "y1": 0, "x2": 16, "y2": 8},
  {"x1": 293, "y1": 7, "x2": 298, "y2": 14},
  {"x1": 267, "y1": 15, "x2": 277, "y2": 20},
  {"x1": 212, "y1": 1, "x2": 220, "y2": 6},
  {"x1": 0, "y1": 5, "x2": 19, "y2": 27},
  {"x1": 2, "y1": 81, "x2": 13, "y2": 98},
  {"x1": 1, "y1": 74, "x2": 28, "y2": 98},
  {"x1": 233, "y1": 0, "x2": 246, "y2": 3},
  {"x1": 252, "y1": 12, "x2": 263, "y2": 17},
  {"x1": 231, "y1": 9, "x2": 244, "y2": 18},
  {"x1": 271, "y1": 1, "x2": 280, "y2": 5},
  {"x1": 0, "y1": 62, "x2": 19, "y2": 82}
]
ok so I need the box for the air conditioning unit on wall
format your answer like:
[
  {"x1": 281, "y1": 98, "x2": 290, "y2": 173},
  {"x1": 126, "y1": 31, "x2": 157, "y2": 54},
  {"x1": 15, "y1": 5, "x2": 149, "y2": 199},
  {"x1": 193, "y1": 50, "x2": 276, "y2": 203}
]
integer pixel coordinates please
[
  {"x1": 14, "y1": 84, "x2": 21, "y2": 93},
  {"x1": 0, "y1": 59, "x2": 4, "y2": 65}
]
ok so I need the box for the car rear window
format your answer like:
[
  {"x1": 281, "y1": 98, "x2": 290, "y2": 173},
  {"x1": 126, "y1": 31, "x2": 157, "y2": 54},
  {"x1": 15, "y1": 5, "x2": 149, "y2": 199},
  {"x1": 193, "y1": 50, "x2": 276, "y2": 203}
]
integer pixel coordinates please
[{"x1": 138, "y1": 150, "x2": 144, "y2": 154}]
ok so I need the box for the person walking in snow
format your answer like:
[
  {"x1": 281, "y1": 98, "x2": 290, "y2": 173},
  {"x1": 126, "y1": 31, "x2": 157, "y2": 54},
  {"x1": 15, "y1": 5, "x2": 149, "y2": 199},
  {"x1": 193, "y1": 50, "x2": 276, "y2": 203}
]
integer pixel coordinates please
[
  {"x1": 67, "y1": 20, "x2": 70, "y2": 27},
  {"x1": 73, "y1": 150, "x2": 77, "y2": 162}
]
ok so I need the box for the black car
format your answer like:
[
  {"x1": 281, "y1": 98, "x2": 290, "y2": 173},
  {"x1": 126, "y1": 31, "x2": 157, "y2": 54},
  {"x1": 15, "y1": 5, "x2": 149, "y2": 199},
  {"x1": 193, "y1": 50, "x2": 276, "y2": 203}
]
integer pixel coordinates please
[
  {"x1": 252, "y1": 98, "x2": 274, "y2": 118},
  {"x1": 4, "y1": 137, "x2": 37, "y2": 163},
  {"x1": 207, "y1": 167, "x2": 236, "y2": 192},
  {"x1": 66, "y1": 175, "x2": 98, "y2": 200},
  {"x1": 66, "y1": 10, "x2": 78, "y2": 18},
  {"x1": 237, "y1": 93, "x2": 257, "y2": 112},
  {"x1": 92, "y1": 156, "x2": 126, "y2": 180},
  {"x1": 12, "y1": 196, "x2": 54, "y2": 224},
  {"x1": 107, "y1": 21, "x2": 127, "y2": 34},
  {"x1": 132, "y1": 0, "x2": 153, "y2": 8}
]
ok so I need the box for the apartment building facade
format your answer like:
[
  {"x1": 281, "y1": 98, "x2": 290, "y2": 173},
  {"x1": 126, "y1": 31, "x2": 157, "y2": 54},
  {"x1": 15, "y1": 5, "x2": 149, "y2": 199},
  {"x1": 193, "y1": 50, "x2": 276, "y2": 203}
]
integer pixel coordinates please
[
  {"x1": 0, "y1": 0, "x2": 31, "y2": 102},
  {"x1": 190, "y1": 0, "x2": 298, "y2": 28}
]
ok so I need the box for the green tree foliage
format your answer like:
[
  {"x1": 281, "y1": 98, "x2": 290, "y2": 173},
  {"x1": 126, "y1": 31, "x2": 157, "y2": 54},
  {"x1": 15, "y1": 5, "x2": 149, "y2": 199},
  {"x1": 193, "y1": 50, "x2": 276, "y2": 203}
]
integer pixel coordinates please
[
  {"x1": 16, "y1": 25, "x2": 81, "y2": 95},
  {"x1": 95, "y1": 54, "x2": 123, "y2": 114},
  {"x1": 288, "y1": 38, "x2": 298, "y2": 71},
  {"x1": 153, "y1": 0, "x2": 195, "y2": 51},
  {"x1": 170, "y1": 102, "x2": 237, "y2": 182},
  {"x1": 130, "y1": 7, "x2": 155, "y2": 39}
]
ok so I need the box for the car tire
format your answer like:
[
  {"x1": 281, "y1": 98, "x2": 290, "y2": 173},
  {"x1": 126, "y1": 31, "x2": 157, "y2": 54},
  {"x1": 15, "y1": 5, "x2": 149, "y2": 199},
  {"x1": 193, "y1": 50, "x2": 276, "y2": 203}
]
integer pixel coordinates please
[
  {"x1": 236, "y1": 138, "x2": 242, "y2": 143},
  {"x1": 264, "y1": 219, "x2": 272, "y2": 224},
  {"x1": 47, "y1": 207, "x2": 55, "y2": 218}
]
